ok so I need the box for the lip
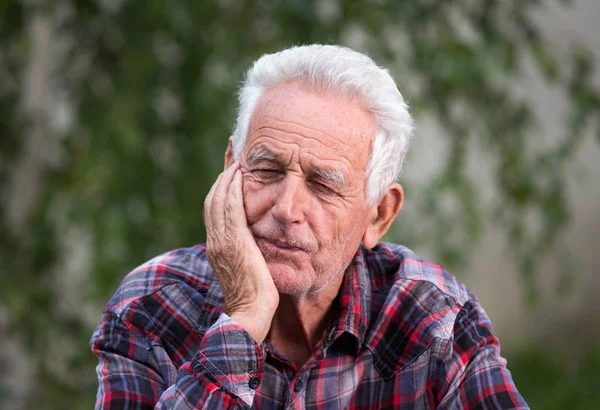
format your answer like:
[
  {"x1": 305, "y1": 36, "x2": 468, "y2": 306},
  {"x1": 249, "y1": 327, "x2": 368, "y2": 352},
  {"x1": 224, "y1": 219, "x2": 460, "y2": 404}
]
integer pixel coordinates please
[{"x1": 256, "y1": 237, "x2": 304, "y2": 254}]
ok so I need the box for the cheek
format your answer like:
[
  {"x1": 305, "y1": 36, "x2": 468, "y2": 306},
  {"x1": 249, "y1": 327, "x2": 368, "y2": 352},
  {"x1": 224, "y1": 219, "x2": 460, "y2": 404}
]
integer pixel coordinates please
[
  {"x1": 242, "y1": 178, "x2": 273, "y2": 222},
  {"x1": 310, "y1": 213, "x2": 341, "y2": 248},
  {"x1": 323, "y1": 213, "x2": 364, "y2": 247},
  {"x1": 331, "y1": 220, "x2": 346, "y2": 244}
]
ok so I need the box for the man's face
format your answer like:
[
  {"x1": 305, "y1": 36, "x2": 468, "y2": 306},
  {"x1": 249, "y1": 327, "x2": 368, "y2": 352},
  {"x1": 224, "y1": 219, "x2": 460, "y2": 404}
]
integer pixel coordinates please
[{"x1": 239, "y1": 82, "x2": 376, "y2": 296}]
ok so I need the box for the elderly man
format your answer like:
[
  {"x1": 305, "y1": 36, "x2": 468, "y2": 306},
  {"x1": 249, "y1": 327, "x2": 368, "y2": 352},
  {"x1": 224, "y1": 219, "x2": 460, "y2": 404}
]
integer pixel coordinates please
[{"x1": 91, "y1": 45, "x2": 528, "y2": 409}]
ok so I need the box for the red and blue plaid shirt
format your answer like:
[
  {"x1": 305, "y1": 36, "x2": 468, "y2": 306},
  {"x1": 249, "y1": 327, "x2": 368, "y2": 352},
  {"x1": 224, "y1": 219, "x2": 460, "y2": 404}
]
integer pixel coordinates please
[{"x1": 91, "y1": 242, "x2": 528, "y2": 409}]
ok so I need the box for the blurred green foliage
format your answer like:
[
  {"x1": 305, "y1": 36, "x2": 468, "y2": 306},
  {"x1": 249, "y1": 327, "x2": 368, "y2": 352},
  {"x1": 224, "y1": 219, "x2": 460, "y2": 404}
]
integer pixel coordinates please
[
  {"x1": 509, "y1": 345, "x2": 600, "y2": 409},
  {"x1": 1, "y1": 0, "x2": 599, "y2": 408}
]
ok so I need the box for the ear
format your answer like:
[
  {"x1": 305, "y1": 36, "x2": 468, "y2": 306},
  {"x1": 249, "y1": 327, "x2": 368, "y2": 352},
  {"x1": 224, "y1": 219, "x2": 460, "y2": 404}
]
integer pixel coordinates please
[
  {"x1": 362, "y1": 183, "x2": 404, "y2": 249},
  {"x1": 224, "y1": 137, "x2": 234, "y2": 169}
]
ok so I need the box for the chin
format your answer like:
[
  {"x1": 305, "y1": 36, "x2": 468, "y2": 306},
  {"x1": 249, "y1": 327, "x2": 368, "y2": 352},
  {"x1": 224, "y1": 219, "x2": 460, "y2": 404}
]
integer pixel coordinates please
[{"x1": 267, "y1": 262, "x2": 313, "y2": 296}]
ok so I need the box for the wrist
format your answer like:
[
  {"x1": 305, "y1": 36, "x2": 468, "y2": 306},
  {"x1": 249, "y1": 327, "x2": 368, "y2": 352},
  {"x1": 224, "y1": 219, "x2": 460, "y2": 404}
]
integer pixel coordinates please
[{"x1": 229, "y1": 310, "x2": 273, "y2": 344}]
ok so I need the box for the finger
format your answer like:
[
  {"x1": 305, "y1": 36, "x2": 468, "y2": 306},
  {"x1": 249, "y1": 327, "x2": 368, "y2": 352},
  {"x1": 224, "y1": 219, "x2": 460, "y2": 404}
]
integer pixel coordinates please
[
  {"x1": 224, "y1": 169, "x2": 247, "y2": 229},
  {"x1": 212, "y1": 161, "x2": 240, "y2": 203},
  {"x1": 204, "y1": 174, "x2": 222, "y2": 232},
  {"x1": 208, "y1": 161, "x2": 240, "y2": 230},
  {"x1": 205, "y1": 161, "x2": 239, "y2": 231}
]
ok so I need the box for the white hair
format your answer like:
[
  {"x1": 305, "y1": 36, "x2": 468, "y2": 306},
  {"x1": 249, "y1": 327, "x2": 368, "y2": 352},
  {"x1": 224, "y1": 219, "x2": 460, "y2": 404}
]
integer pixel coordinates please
[{"x1": 231, "y1": 44, "x2": 414, "y2": 205}]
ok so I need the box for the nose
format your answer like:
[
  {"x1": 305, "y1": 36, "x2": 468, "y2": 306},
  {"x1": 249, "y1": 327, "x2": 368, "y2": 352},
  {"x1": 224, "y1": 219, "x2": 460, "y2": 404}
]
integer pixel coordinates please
[{"x1": 271, "y1": 175, "x2": 307, "y2": 224}]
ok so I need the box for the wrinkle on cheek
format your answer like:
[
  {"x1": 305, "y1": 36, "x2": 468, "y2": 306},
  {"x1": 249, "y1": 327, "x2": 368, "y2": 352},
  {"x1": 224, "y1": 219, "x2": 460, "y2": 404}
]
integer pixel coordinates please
[
  {"x1": 243, "y1": 174, "x2": 263, "y2": 184},
  {"x1": 333, "y1": 220, "x2": 345, "y2": 244},
  {"x1": 312, "y1": 219, "x2": 342, "y2": 250},
  {"x1": 241, "y1": 173, "x2": 258, "y2": 201}
]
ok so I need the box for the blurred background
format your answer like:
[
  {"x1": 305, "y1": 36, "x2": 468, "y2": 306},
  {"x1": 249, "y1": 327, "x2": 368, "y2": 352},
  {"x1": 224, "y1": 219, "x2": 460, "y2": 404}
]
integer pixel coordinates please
[{"x1": 1, "y1": 0, "x2": 599, "y2": 408}]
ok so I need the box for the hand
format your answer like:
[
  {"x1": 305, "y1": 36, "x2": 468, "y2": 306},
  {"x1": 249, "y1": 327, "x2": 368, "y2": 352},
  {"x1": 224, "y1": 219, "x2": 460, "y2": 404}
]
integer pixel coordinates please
[{"x1": 204, "y1": 161, "x2": 279, "y2": 343}]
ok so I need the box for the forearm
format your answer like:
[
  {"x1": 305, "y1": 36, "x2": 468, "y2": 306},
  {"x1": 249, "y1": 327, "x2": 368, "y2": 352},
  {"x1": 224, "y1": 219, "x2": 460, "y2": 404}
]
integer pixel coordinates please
[{"x1": 92, "y1": 312, "x2": 265, "y2": 409}]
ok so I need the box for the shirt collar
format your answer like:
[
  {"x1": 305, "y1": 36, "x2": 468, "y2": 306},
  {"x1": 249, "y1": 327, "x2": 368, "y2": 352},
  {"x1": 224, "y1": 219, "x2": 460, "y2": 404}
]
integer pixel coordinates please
[{"x1": 330, "y1": 245, "x2": 371, "y2": 353}]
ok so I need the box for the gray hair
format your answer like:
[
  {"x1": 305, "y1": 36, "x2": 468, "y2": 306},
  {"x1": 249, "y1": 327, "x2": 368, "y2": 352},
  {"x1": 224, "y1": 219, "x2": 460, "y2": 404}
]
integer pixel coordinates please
[{"x1": 231, "y1": 44, "x2": 414, "y2": 205}]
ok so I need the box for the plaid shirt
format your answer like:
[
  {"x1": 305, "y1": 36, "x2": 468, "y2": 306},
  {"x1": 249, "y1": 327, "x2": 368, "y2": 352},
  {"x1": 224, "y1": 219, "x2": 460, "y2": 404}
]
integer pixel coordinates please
[{"x1": 91, "y1": 242, "x2": 528, "y2": 409}]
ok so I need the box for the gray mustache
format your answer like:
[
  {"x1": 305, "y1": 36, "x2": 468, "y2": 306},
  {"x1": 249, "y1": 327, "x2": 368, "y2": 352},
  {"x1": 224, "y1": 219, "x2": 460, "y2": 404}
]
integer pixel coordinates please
[{"x1": 250, "y1": 223, "x2": 317, "y2": 253}]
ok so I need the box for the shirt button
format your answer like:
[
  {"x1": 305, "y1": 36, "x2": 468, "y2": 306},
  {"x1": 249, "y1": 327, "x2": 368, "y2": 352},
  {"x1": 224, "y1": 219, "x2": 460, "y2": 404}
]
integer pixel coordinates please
[
  {"x1": 249, "y1": 376, "x2": 261, "y2": 390},
  {"x1": 293, "y1": 379, "x2": 303, "y2": 392}
]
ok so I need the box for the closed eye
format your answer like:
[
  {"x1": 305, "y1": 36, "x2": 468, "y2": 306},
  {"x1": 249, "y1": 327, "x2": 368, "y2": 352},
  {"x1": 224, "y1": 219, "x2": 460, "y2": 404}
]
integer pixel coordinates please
[
  {"x1": 254, "y1": 169, "x2": 283, "y2": 179},
  {"x1": 310, "y1": 181, "x2": 336, "y2": 196}
]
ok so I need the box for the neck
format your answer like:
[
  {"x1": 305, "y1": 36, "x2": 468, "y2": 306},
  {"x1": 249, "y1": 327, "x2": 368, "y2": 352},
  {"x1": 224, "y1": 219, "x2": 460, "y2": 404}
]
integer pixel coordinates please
[{"x1": 268, "y1": 274, "x2": 344, "y2": 369}]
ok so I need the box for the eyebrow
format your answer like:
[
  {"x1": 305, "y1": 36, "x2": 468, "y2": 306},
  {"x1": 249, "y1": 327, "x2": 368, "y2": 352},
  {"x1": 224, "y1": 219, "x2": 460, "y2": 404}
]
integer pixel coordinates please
[
  {"x1": 245, "y1": 146, "x2": 280, "y2": 167},
  {"x1": 311, "y1": 166, "x2": 348, "y2": 192}
]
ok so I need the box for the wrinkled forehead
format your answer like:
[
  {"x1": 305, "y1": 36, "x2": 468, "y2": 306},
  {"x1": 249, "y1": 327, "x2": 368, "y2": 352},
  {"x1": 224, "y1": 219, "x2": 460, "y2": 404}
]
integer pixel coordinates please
[{"x1": 246, "y1": 82, "x2": 375, "y2": 166}]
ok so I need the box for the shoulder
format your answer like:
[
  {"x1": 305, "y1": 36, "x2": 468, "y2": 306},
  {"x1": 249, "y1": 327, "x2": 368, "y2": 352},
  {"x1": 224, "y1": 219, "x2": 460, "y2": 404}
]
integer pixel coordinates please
[
  {"x1": 102, "y1": 244, "x2": 218, "y2": 316},
  {"x1": 363, "y1": 243, "x2": 483, "y2": 378},
  {"x1": 363, "y1": 242, "x2": 471, "y2": 306}
]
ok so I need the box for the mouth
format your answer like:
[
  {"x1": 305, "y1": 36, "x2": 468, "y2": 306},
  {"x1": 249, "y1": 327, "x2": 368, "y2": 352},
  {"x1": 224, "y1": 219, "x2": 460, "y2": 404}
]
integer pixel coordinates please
[{"x1": 256, "y1": 237, "x2": 304, "y2": 254}]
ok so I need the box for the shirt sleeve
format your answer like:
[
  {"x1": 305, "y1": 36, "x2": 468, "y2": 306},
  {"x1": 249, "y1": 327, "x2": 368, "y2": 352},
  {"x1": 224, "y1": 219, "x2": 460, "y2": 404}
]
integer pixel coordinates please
[
  {"x1": 91, "y1": 311, "x2": 265, "y2": 409},
  {"x1": 435, "y1": 300, "x2": 530, "y2": 410}
]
